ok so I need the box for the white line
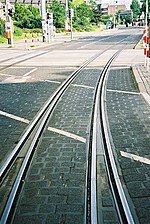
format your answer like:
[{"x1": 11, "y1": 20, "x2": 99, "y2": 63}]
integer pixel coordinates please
[
  {"x1": 44, "y1": 80, "x2": 61, "y2": 84},
  {"x1": 72, "y1": 84, "x2": 95, "y2": 89},
  {"x1": 48, "y1": 127, "x2": 86, "y2": 143},
  {"x1": 0, "y1": 110, "x2": 86, "y2": 143},
  {"x1": 107, "y1": 89, "x2": 140, "y2": 95},
  {"x1": 23, "y1": 68, "x2": 37, "y2": 77},
  {"x1": 141, "y1": 93, "x2": 150, "y2": 106},
  {"x1": 0, "y1": 73, "x2": 12, "y2": 77},
  {"x1": 0, "y1": 110, "x2": 30, "y2": 124},
  {"x1": 120, "y1": 151, "x2": 150, "y2": 165},
  {"x1": 11, "y1": 67, "x2": 36, "y2": 69}
]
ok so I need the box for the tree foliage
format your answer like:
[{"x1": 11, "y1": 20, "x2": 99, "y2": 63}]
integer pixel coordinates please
[
  {"x1": 14, "y1": 3, "x2": 41, "y2": 29},
  {"x1": 140, "y1": 0, "x2": 150, "y2": 15},
  {"x1": 0, "y1": 18, "x2": 5, "y2": 36},
  {"x1": 130, "y1": 0, "x2": 141, "y2": 20},
  {"x1": 47, "y1": 0, "x2": 66, "y2": 28},
  {"x1": 12, "y1": 0, "x2": 102, "y2": 31},
  {"x1": 72, "y1": 0, "x2": 101, "y2": 31},
  {"x1": 73, "y1": 3, "x2": 94, "y2": 31}
]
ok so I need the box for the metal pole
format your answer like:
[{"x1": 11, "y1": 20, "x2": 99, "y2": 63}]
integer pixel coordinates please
[
  {"x1": 146, "y1": 0, "x2": 148, "y2": 69},
  {"x1": 65, "y1": 0, "x2": 69, "y2": 32},
  {"x1": 9, "y1": 16, "x2": 14, "y2": 47},
  {"x1": 70, "y1": 9, "x2": 73, "y2": 39},
  {"x1": 41, "y1": 0, "x2": 47, "y2": 42}
]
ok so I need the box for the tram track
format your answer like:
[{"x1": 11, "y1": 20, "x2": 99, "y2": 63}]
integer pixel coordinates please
[
  {"x1": 85, "y1": 50, "x2": 135, "y2": 224},
  {"x1": 0, "y1": 29, "x2": 141, "y2": 71},
  {"x1": 0, "y1": 30, "x2": 142, "y2": 223},
  {"x1": 0, "y1": 46, "x2": 115, "y2": 223}
]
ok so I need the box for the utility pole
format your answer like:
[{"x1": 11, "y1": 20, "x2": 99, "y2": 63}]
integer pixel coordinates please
[
  {"x1": 65, "y1": 0, "x2": 69, "y2": 32},
  {"x1": 5, "y1": 0, "x2": 14, "y2": 47},
  {"x1": 41, "y1": 0, "x2": 47, "y2": 42},
  {"x1": 70, "y1": 8, "x2": 74, "y2": 39},
  {"x1": 47, "y1": 12, "x2": 53, "y2": 42},
  {"x1": 114, "y1": 1, "x2": 118, "y2": 29}
]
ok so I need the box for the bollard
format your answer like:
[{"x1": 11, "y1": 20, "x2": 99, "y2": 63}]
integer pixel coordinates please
[
  {"x1": 25, "y1": 34, "x2": 28, "y2": 49},
  {"x1": 37, "y1": 33, "x2": 40, "y2": 42},
  {"x1": 143, "y1": 29, "x2": 147, "y2": 67},
  {"x1": 32, "y1": 33, "x2": 34, "y2": 43}
]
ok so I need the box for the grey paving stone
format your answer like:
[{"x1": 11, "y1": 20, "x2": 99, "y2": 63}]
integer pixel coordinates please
[{"x1": 106, "y1": 67, "x2": 150, "y2": 223}]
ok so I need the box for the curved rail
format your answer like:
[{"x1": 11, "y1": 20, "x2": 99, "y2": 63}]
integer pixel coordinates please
[
  {"x1": 100, "y1": 53, "x2": 135, "y2": 223},
  {"x1": 0, "y1": 48, "x2": 110, "y2": 224},
  {"x1": 85, "y1": 52, "x2": 136, "y2": 223},
  {"x1": 0, "y1": 31, "x2": 141, "y2": 223}
]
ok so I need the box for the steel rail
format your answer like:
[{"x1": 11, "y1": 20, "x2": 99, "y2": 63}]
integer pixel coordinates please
[
  {"x1": 84, "y1": 33, "x2": 142, "y2": 224},
  {"x1": 89, "y1": 51, "x2": 120, "y2": 224},
  {"x1": 0, "y1": 48, "x2": 110, "y2": 224},
  {"x1": 0, "y1": 47, "x2": 107, "y2": 184},
  {"x1": 100, "y1": 53, "x2": 135, "y2": 224},
  {"x1": 84, "y1": 30, "x2": 141, "y2": 224},
  {"x1": 0, "y1": 29, "x2": 141, "y2": 72},
  {"x1": 1, "y1": 32, "x2": 141, "y2": 223},
  {"x1": 0, "y1": 50, "x2": 49, "y2": 72}
]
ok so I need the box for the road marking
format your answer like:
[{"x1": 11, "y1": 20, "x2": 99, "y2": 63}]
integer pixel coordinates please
[
  {"x1": 0, "y1": 110, "x2": 30, "y2": 124},
  {"x1": 107, "y1": 89, "x2": 140, "y2": 95},
  {"x1": 72, "y1": 84, "x2": 94, "y2": 89},
  {"x1": 44, "y1": 80, "x2": 61, "y2": 84},
  {"x1": 0, "y1": 110, "x2": 86, "y2": 143},
  {"x1": 48, "y1": 127, "x2": 86, "y2": 143},
  {"x1": 120, "y1": 151, "x2": 150, "y2": 165},
  {"x1": 23, "y1": 68, "x2": 37, "y2": 77},
  {"x1": 141, "y1": 93, "x2": 150, "y2": 106},
  {"x1": 0, "y1": 73, "x2": 12, "y2": 77},
  {"x1": 78, "y1": 35, "x2": 114, "y2": 49},
  {"x1": 11, "y1": 67, "x2": 36, "y2": 68}
]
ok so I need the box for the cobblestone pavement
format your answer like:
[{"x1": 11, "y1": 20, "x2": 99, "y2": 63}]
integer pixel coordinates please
[
  {"x1": 1, "y1": 29, "x2": 150, "y2": 223},
  {"x1": 0, "y1": 66, "x2": 72, "y2": 166},
  {"x1": 106, "y1": 67, "x2": 150, "y2": 223},
  {"x1": 12, "y1": 68, "x2": 101, "y2": 223}
]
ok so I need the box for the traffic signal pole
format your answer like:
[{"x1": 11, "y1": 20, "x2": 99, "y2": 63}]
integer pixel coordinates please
[
  {"x1": 5, "y1": 0, "x2": 14, "y2": 47},
  {"x1": 65, "y1": 0, "x2": 69, "y2": 32},
  {"x1": 41, "y1": 0, "x2": 47, "y2": 42}
]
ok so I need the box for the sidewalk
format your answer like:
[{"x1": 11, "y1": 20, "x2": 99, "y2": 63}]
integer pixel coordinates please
[
  {"x1": 132, "y1": 39, "x2": 150, "y2": 104},
  {"x1": 0, "y1": 31, "x2": 103, "y2": 50},
  {"x1": 0, "y1": 32, "x2": 73, "y2": 50},
  {"x1": 133, "y1": 64, "x2": 150, "y2": 106}
]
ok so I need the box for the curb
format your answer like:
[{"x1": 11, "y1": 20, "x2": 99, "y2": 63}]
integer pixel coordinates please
[{"x1": 132, "y1": 65, "x2": 150, "y2": 106}]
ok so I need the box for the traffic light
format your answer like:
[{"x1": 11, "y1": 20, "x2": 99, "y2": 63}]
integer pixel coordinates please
[
  {"x1": 8, "y1": 5, "x2": 15, "y2": 17},
  {"x1": 3, "y1": 5, "x2": 6, "y2": 17},
  {"x1": 47, "y1": 13, "x2": 50, "y2": 19},
  {"x1": 47, "y1": 12, "x2": 53, "y2": 20},
  {"x1": 8, "y1": 8, "x2": 13, "y2": 17}
]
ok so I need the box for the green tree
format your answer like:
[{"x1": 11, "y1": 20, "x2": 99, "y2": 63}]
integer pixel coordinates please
[
  {"x1": 14, "y1": 3, "x2": 41, "y2": 29},
  {"x1": 0, "y1": 18, "x2": 5, "y2": 36},
  {"x1": 140, "y1": 0, "x2": 150, "y2": 16},
  {"x1": 72, "y1": 3, "x2": 94, "y2": 31},
  {"x1": 47, "y1": 0, "x2": 65, "y2": 28},
  {"x1": 130, "y1": 0, "x2": 141, "y2": 20}
]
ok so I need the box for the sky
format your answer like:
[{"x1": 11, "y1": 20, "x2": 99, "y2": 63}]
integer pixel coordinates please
[{"x1": 101, "y1": 0, "x2": 132, "y2": 9}]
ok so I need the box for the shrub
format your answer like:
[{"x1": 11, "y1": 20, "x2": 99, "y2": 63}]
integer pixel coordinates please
[
  {"x1": 0, "y1": 18, "x2": 5, "y2": 36},
  {"x1": 14, "y1": 27, "x2": 23, "y2": 36}
]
